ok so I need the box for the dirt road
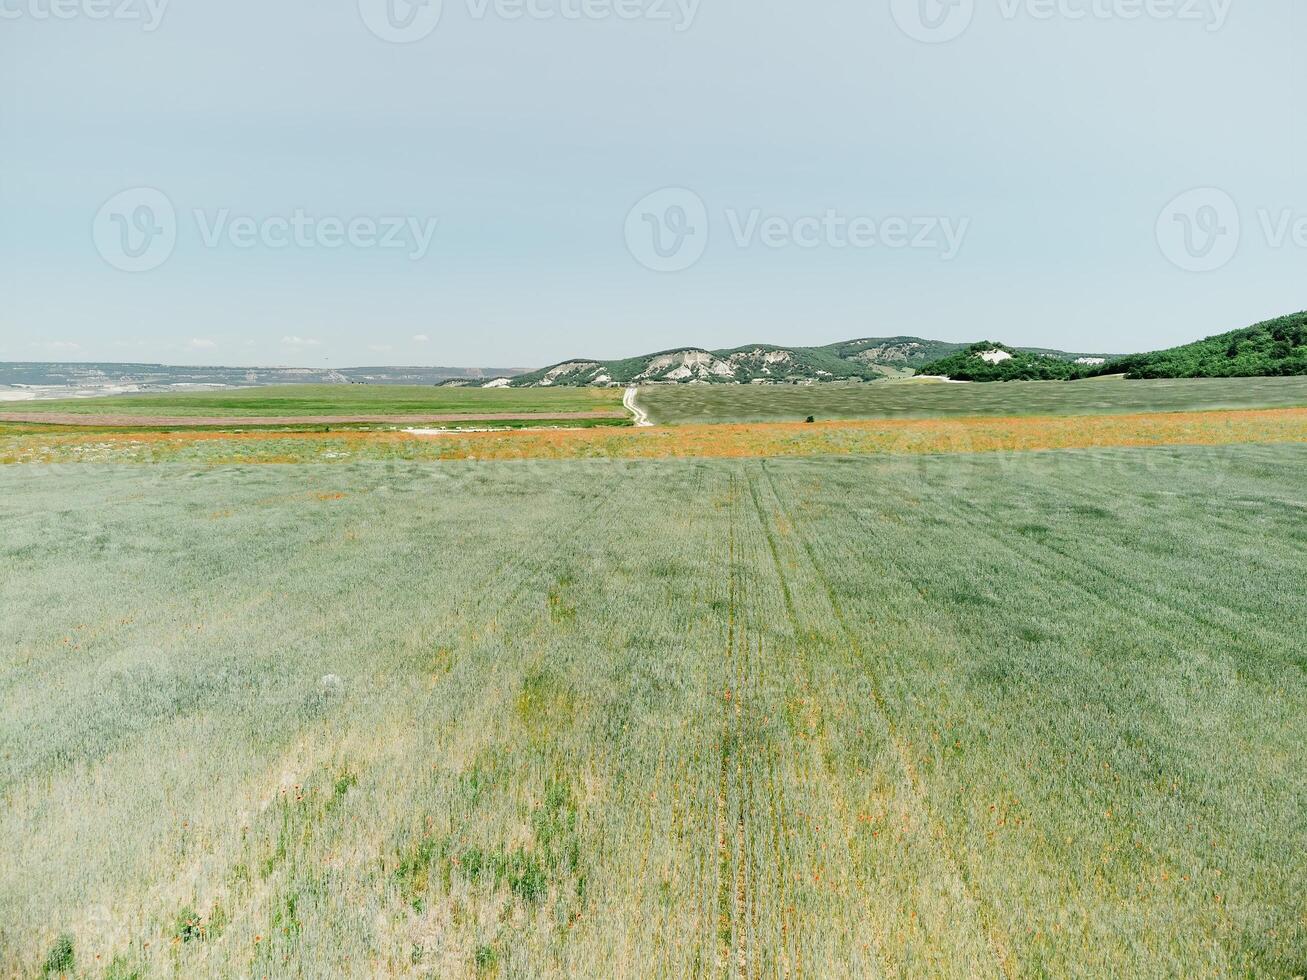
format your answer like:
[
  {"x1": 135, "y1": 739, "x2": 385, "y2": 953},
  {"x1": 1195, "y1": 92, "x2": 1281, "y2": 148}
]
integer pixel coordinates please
[{"x1": 623, "y1": 387, "x2": 652, "y2": 426}]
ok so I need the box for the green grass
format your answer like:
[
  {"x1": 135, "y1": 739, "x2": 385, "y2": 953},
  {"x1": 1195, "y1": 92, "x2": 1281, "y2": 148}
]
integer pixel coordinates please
[
  {"x1": 9, "y1": 383, "x2": 623, "y2": 417},
  {"x1": 638, "y1": 375, "x2": 1307, "y2": 424},
  {"x1": 2, "y1": 447, "x2": 1305, "y2": 977},
  {"x1": 0, "y1": 417, "x2": 631, "y2": 436}
]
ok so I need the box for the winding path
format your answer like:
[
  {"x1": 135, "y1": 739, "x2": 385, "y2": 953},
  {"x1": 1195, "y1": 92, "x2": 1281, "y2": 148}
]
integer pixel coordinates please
[{"x1": 624, "y1": 387, "x2": 653, "y2": 427}]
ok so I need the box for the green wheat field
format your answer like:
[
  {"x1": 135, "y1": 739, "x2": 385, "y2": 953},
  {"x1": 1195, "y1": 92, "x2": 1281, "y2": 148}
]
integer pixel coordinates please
[
  {"x1": 638, "y1": 375, "x2": 1307, "y2": 425},
  {"x1": 3, "y1": 446, "x2": 1305, "y2": 977},
  {"x1": 4, "y1": 384, "x2": 622, "y2": 419}
]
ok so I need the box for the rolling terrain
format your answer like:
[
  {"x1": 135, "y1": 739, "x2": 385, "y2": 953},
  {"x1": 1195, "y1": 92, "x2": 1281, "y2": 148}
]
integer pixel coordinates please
[
  {"x1": 502, "y1": 310, "x2": 1307, "y2": 387},
  {"x1": 500, "y1": 338, "x2": 1105, "y2": 387},
  {"x1": 11, "y1": 311, "x2": 1303, "y2": 403},
  {"x1": 4, "y1": 369, "x2": 1306, "y2": 978}
]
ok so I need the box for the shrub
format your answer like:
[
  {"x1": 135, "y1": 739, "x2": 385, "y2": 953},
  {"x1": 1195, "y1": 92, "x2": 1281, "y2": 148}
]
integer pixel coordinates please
[
  {"x1": 474, "y1": 943, "x2": 499, "y2": 972},
  {"x1": 42, "y1": 933, "x2": 74, "y2": 977}
]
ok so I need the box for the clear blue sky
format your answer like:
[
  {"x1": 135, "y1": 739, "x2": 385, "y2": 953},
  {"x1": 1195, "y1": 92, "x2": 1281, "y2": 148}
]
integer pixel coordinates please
[{"x1": 1, "y1": 0, "x2": 1303, "y2": 368}]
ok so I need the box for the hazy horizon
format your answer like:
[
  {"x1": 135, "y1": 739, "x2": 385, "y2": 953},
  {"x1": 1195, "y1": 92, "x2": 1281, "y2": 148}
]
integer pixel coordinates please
[
  {"x1": 3, "y1": 2, "x2": 1303, "y2": 367},
  {"x1": 0, "y1": 330, "x2": 1207, "y2": 376},
  {"x1": 0, "y1": 326, "x2": 1210, "y2": 373}
]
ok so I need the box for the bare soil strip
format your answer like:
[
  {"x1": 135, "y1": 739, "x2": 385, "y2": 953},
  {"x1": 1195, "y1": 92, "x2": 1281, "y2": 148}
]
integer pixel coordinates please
[{"x1": 0, "y1": 410, "x2": 627, "y2": 427}]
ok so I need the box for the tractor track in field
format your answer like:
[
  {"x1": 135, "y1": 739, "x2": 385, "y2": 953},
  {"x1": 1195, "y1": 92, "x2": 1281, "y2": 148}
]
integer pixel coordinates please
[
  {"x1": 879, "y1": 484, "x2": 1307, "y2": 842},
  {"x1": 724, "y1": 471, "x2": 799, "y2": 977},
  {"x1": 758, "y1": 460, "x2": 1015, "y2": 979},
  {"x1": 713, "y1": 477, "x2": 758, "y2": 980},
  {"x1": 828, "y1": 467, "x2": 1285, "y2": 971},
  {"x1": 902, "y1": 464, "x2": 1298, "y2": 660},
  {"x1": 963, "y1": 476, "x2": 1302, "y2": 657},
  {"x1": 737, "y1": 632, "x2": 758, "y2": 977},
  {"x1": 813, "y1": 471, "x2": 1252, "y2": 968},
  {"x1": 748, "y1": 467, "x2": 888, "y2": 980},
  {"x1": 714, "y1": 508, "x2": 736, "y2": 978},
  {"x1": 759, "y1": 656, "x2": 801, "y2": 980}
]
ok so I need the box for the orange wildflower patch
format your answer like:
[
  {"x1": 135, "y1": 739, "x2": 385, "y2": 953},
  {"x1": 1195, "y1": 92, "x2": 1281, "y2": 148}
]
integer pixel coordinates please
[{"x1": 3, "y1": 408, "x2": 1306, "y2": 464}]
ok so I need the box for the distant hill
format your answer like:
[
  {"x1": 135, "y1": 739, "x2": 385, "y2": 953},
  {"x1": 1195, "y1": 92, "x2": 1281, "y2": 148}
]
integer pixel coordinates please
[
  {"x1": 1108, "y1": 312, "x2": 1307, "y2": 379},
  {"x1": 0, "y1": 362, "x2": 529, "y2": 397},
  {"x1": 914, "y1": 343, "x2": 1113, "y2": 382},
  {"x1": 497, "y1": 338, "x2": 1099, "y2": 387},
  {"x1": 17, "y1": 314, "x2": 1302, "y2": 394}
]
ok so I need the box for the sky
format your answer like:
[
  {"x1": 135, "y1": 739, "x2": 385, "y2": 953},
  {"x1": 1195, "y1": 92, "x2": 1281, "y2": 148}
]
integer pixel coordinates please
[{"x1": 1, "y1": 0, "x2": 1304, "y2": 368}]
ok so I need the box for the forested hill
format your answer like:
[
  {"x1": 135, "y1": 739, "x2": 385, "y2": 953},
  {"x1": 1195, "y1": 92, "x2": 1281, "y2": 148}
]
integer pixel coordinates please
[
  {"x1": 914, "y1": 313, "x2": 1307, "y2": 382},
  {"x1": 913, "y1": 343, "x2": 1110, "y2": 382},
  {"x1": 1110, "y1": 312, "x2": 1307, "y2": 379}
]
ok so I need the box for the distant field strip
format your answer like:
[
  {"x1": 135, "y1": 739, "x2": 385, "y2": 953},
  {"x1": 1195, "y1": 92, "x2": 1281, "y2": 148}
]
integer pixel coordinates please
[
  {"x1": 0, "y1": 410, "x2": 629, "y2": 427},
  {"x1": 2, "y1": 447, "x2": 1304, "y2": 977},
  {"x1": 638, "y1": 375, "x2": 1307, "y2": 424},
  {"x1": 10, "y1": 383, "x2": 624, "y2": 418},
  {"x1": 5, "y1": 407, "x2": 1306, "y2": 464}
]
